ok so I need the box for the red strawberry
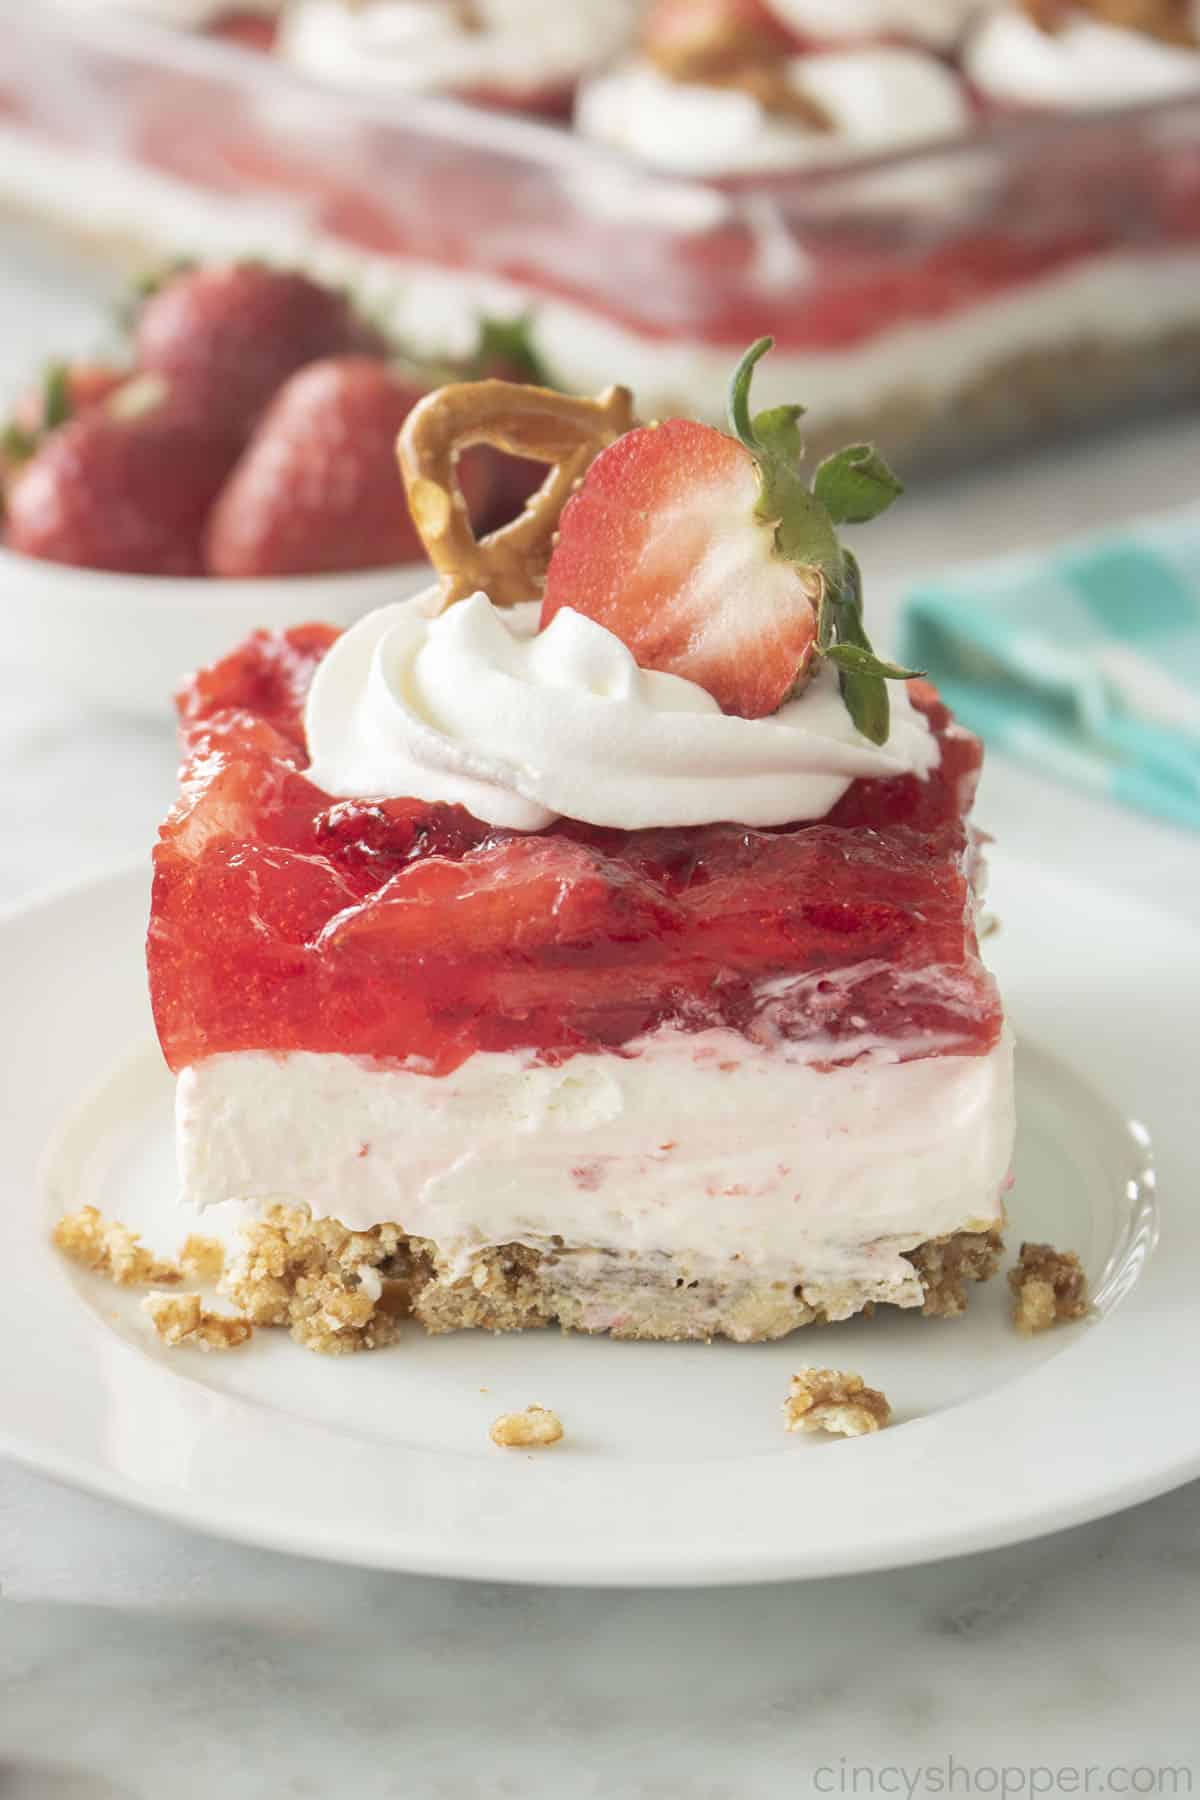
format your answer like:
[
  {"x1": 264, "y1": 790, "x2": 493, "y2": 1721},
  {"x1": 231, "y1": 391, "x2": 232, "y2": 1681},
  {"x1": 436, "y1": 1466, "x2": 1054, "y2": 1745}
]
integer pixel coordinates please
[
  {"x1": 205, "y1": 356, "x2": 494, "y2": 578},
  {"x1": 541, "y1": 417, "x2": 823, "y2": 719},
  {"x1": 542, "y1": 338, "x2": 911, "y2": 734},
  {"x1": 4, "y1": 402, "x2": 238, "y2": 576},
  {"x1": 134, "y1": 264, "x2": 387, "y2": 441}
]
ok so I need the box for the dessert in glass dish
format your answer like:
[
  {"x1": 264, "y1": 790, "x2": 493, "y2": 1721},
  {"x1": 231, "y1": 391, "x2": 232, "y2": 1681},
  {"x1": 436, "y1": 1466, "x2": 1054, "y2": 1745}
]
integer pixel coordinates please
[
  {"x1": 148, "y1": 345, "x2": 1014, "y2": 1349},
  {"x1": 6, "y1": 0, "x2": 1199, "y2": 482}
]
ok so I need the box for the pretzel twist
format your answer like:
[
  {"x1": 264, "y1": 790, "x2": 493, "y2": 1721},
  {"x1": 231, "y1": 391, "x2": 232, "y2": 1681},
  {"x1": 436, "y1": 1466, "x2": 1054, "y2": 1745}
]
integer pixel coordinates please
[{"x1": 397, "y1": 378, "x2": 635, "y2": 611}]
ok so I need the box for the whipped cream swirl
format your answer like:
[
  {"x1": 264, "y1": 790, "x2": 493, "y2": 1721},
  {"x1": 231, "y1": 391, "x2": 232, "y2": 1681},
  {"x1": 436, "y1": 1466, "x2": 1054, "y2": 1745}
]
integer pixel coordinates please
[
  {"x1": 303, "y1": 595, "x2": 939, "y2": 832},
  {"x1": 965, "y1": 7, "x2": 1200, "y2": 109},
  {"x1": 281, "y1": 0, "x2": 637, "y2": 96}
]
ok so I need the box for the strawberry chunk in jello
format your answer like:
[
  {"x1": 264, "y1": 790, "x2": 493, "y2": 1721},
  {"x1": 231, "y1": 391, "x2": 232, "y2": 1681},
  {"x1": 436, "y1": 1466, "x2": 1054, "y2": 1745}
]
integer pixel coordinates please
[{"x1": 148, "y1": 627, "x2": 1002, "y2": 1078}]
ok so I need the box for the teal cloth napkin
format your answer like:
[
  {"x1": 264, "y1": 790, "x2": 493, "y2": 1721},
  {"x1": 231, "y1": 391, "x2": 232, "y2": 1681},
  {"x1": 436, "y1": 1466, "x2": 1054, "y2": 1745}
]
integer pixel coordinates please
[{"x1": 898, "y1": 505, "x2": 1200, "y2": 832}]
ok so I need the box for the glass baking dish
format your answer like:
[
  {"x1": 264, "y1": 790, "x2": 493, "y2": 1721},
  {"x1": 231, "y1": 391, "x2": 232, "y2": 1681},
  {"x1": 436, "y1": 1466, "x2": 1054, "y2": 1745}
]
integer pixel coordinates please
[{"x1": 2, "y1": 5, "x2": 1199, "y2": 470}]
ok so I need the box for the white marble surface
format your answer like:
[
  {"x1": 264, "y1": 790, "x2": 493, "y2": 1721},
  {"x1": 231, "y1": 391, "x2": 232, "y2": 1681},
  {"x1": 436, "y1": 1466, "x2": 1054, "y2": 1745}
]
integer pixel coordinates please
[{"x1": 2, "y1": 225, "x2": 1200, "y2": 1795}]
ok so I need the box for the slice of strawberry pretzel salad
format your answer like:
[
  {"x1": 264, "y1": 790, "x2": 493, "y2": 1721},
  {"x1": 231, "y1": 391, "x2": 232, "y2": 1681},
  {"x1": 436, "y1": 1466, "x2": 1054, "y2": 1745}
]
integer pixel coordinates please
[{"x1": 145, "y1": 341, "x2": 1014, "y2": 1352}]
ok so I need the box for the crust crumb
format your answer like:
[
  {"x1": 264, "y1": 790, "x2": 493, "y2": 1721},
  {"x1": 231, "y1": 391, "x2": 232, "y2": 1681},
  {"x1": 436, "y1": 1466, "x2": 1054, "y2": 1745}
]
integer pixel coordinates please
[
  {"x1": 784, "y1": 1368, "x2": 891, "y2": 1438},
  {"x1": 910, "y1": 1227, "x2": 1004, "y2": 1318},
  {"x1": 221, "y1": 1205, "x2": 412, "y2": 1353},
  {"x1": 53, "y1": 1206, "x2": 181, "y2": 1288},
  {"x1": 490, "y1": 1404, "x2": 564, "y2": 1449},
  {"x1": 1008, "y1": 1242, "x2": 1089, "y2": 1335},
  {"x1": 179, "y1": 1234, "x2": 225, "y2": 1283},
  {"x1": 143, "y1": 1291, "x2": 253, "y2": 1351}
]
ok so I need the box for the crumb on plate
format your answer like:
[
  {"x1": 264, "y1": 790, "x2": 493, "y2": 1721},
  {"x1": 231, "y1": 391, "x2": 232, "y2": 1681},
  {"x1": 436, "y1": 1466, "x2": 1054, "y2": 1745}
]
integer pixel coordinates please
[
  {"x1": 52, "y1": 1205, "x2": 181, "y2": 1288},
  {"x1": 490, "y1": 1404, "x2": 564, "y2": 1449},
  {"x1": 143, "y1": 1291, "x2": 253, "y2": 1351},
  {"x1": 179, "y1": 1234, "x2": 226, "y2": 1283},
  {"x1": 784, "y1": 1368, "x2": 891, "y2": 1437},
  {"x1": 1008, "y1": 1242, "x2": 1089, "y2": 1335}
]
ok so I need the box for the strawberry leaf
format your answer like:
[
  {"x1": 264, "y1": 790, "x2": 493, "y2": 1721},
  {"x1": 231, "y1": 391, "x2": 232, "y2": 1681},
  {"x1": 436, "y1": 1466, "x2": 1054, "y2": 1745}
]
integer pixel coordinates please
[
  {"x1": 840, "y1": 664, "x2": 890, "y2": 746},
  {"x1": 823, "y1": 643, "x2": 921, "y2": 681},
  {"x1": 728, "y1": 335, "x2": 773, "y2": 453},
  {"x1": 726, "y1": 340, "x2": 915, "y2": 742},
  {"x1": 813, "y1": 443, "x2": 902, "y2": 525},
  {"x1": 729, "y1": 338, "x2": 842, "y2": 576},
  {"x1": 471, "y1": 313, "x2": 556, "y2": 388},
  {"x1": 42, "y1": 363, "x2": 72, "y2": 431},
  {"x1": 762, "y1": 462, "x2": 843, "y2": 576},
  {"x1": 822, "y1": 552, "x2": 920, "y2": 746},
  {"x1": 751, "y1": 402, "x2": 806, "y2": 464},
  {"x1": 828, "y1": 583, "x2": 889, "y2": 744},
  {"x1": 0, "y1": 422, "x2": 36, "y2": 467}
]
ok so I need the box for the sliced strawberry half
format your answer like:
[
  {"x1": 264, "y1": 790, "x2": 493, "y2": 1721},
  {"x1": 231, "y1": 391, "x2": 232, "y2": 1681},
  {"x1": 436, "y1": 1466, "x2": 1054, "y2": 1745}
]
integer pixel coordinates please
[
  {"x1": 541, "y1": 417, "x2": 821, "y2": 720},
  {"x1": 542, "y1": 337, "x2": 917, "y2": 740}
]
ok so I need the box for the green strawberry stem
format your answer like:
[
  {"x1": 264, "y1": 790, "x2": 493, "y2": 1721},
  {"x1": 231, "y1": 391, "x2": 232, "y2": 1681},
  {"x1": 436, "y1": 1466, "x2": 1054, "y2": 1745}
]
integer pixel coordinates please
[
  {"x1": 0, "y1": 421, "x2": 36, "y2": 469},
  {"x1": 727, "y1": 336, "x2": 920, "y2": 746}
]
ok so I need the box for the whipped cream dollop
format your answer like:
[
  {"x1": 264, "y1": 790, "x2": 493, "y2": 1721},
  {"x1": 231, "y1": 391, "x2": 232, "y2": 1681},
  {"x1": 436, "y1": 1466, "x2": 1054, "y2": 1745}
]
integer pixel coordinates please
[
  {"x1": 281, "y1": 0, "x2": 637, "y2": 95},
  {"x1": 303, "y1": 594, "x2": 939, "y2": 832},
  {"x1": 965, "y1": 6, "x2": 1200, "y2": 108},
  {"x1": 576, "y1": 48, "x2": 970, "y2": 177}
]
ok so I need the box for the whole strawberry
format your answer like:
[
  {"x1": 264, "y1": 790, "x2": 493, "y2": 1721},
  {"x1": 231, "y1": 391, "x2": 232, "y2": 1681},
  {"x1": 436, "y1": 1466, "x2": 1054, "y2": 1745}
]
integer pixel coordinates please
[
  {"x1": 135, "y1": 264, "x2": 387, "y2": 442},
  {"x1": 206, "y1": 357, "x2": 494, "y2": 578},
  {"x1": 5, "y1": 396, "x2": 238, "y2": 577}
]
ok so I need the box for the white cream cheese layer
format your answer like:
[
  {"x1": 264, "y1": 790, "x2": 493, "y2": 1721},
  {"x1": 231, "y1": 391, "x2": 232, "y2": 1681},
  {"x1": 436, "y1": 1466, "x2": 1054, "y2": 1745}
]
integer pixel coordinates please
[
  {"x1": 177, "y1": 1027, "x2": 1014, "y2": 1299},
  {"x1": 303, "y1": 597, "x2": 939, "y2": 831}
]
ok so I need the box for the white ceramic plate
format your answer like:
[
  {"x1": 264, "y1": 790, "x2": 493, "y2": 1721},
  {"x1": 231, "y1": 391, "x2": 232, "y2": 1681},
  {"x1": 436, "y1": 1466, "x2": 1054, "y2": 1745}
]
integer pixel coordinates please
[
  {"x1": 0, "y1": 856, "x2": 1194, "y2": 1587},
  {"x1": 0, "y1": 546, "x2": 430, "y2": 717}
]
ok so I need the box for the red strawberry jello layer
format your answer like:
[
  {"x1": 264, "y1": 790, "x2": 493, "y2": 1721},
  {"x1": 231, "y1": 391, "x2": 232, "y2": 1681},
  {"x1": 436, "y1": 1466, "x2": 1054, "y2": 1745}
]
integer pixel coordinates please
[
  {"x1": 148, "y1": 364, "x2": 1013, "y2": 1347},
  {"x1": 152, "y1": 625, "x2": 999, "y2": 1075}
]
